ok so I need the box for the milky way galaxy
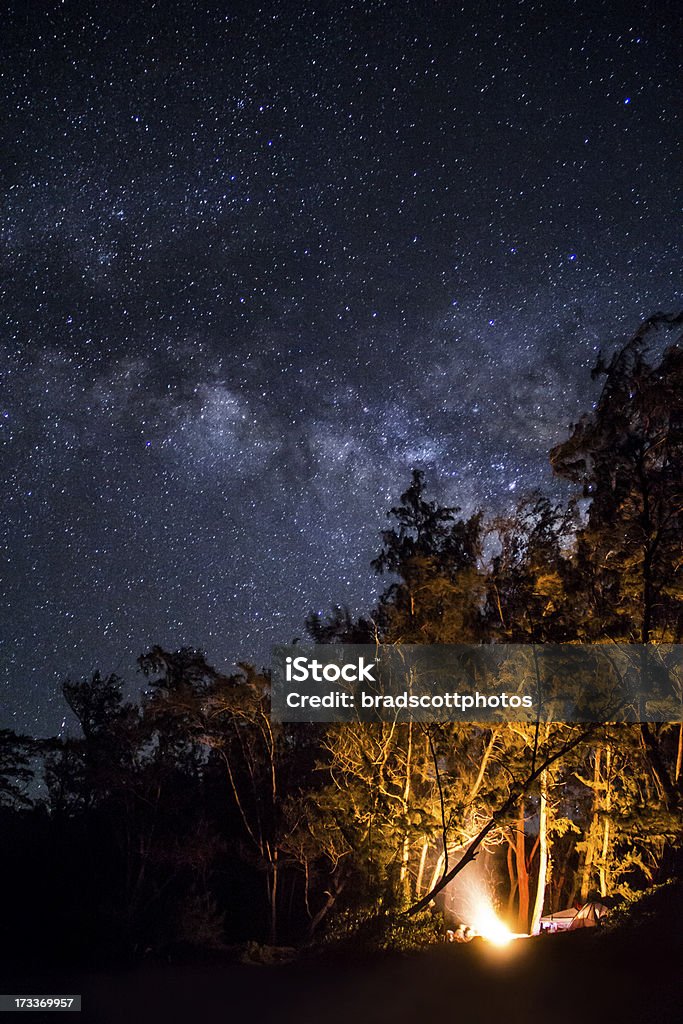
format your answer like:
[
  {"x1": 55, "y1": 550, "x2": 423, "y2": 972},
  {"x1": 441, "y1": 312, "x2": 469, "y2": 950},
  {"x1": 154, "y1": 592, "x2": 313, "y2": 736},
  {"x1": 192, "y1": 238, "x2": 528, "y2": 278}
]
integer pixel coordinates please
[{"x1": 1, "y1": 1, "x2": 679, "y2": 733}]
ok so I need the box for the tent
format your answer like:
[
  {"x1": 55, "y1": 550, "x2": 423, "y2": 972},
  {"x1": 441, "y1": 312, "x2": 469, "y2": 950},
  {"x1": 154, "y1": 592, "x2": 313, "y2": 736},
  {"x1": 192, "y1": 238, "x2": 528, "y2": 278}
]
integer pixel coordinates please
[
  {"x1": 568, "y1": 900, "x2": 609, "y2": 929},
  {"x1": 540, "y1": 900, "x2": 609, "y2": 933},
  {"x1": 540, "y1": 907, "x2": 578, "y2": 933}
]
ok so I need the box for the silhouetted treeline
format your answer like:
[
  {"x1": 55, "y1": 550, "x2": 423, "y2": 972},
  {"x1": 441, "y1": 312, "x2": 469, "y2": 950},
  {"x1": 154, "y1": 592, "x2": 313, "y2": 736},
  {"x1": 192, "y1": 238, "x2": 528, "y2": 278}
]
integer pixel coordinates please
[{"x1": 1, "y1": 313, "x2": 681, "y2": 963}]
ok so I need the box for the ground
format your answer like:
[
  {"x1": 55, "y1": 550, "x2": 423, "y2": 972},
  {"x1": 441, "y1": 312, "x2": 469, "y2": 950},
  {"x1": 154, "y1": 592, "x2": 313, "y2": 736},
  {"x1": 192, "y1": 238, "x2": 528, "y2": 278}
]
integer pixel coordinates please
[
  {"x1": 2, "y1": 882, "x2": 681, "y2": 1023},
  {"x1": 3, "y1": 910, "x2": 681, "y2": 1024}
]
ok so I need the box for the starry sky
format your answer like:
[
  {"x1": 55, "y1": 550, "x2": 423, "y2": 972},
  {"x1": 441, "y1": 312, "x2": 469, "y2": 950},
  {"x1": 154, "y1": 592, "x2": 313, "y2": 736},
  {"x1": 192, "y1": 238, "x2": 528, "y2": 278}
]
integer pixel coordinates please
[{"x1": 1, "y1": 0, "x2": 680, "y2": 735}]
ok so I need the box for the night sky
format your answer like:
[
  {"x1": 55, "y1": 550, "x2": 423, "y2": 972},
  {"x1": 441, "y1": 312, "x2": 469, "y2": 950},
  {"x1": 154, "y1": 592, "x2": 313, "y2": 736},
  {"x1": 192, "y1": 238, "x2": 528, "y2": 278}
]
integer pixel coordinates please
[{"x1": 1, "y1": 1, "x2": 680, "y2": 735}]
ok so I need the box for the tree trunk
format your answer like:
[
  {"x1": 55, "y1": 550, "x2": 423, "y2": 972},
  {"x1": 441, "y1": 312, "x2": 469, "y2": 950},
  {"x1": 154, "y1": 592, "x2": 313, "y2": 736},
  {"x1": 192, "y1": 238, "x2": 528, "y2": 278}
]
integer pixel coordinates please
[
  {"x1": 467, "y1": 728, "x2": 500, "y2": 805},
  {"x1": 267, "y1": 847, "x2": 279, "y2": 944},
  {"x1": 399, "y1": 723, "x2": 413, "y2": 891},
  {"x1": 516, "y1": 797, "x2": 529, "y2": 932},
  {"x1": 427, "y1": 851, "x2": 445, "y2": 895},
  {"x1": 581, "y1": 745, "x2": 602, "y2": 901},
  {"x1": 308, "y1": 870, "x2": 346, "y2": 936},
  {"x1": 598, "y1": 745, "x2": 612, "y2": 898},
  {"x1": 506, "y1": 841, "x2": 518, "y2": 918},
  {"x1": 530, "y1": 769, "x2": 548, "y2": 935},
  {"x1": 415, "y1": 839, "x2": 429, "y2": 896}
]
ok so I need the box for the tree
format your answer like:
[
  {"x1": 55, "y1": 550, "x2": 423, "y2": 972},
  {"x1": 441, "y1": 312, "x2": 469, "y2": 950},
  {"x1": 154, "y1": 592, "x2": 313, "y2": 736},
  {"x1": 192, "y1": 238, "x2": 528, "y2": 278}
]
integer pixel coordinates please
[
  {"x1": 551, "y1": 312, "x2": 683, "y2": 813},
  {"x1": 372, "y1": 469, "x2": 485, "y2": 643},
  {"x1": 550, "y1": 312, "x2": 683, "y2": 645},
  {"x1": 484, "y1": 492, "x2": 576, "y2": 642},
  {"x1": 0, "y1": 729, "x2": 33, "y2": 809},
  {"x1": 199, "y1": 663, "x2": 286, "y2": 943}
]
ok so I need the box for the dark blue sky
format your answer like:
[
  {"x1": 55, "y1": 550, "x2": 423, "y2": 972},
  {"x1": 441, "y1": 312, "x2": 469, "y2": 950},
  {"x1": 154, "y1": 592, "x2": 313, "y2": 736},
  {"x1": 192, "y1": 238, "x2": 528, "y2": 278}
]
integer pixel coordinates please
[{"x1": 1, "y1": 0, "x2": 680, "y2": 734}]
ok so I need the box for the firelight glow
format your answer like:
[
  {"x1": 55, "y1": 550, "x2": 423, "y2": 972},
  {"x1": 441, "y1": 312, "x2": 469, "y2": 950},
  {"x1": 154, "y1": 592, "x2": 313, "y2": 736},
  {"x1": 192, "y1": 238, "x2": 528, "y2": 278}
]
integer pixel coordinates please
[
  {"x1": 450, "y1": 874, "x2": 523, "y2": 946},
  {"x1": 469, "y1": 903, "x2": 516, "y2": 946}
]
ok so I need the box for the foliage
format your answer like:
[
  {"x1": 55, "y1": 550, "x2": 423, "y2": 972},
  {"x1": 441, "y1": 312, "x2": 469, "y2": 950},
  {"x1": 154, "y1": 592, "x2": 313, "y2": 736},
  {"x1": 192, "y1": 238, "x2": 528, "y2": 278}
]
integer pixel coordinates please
[
  {"x1": 320, "y1": 905, "x2": 444, "y2": 954},
  {"x1": 550, "y1": 311, "x2": 683, "y2": 644},
  {"x1": 0, "y1": 730, "x2": 34, "y2": 808}
]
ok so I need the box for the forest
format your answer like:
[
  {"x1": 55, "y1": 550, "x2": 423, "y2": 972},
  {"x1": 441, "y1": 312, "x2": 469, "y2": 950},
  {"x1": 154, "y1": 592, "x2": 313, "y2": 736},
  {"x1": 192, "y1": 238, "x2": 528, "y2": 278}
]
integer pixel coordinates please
[{"x1": 1, "y1": 312, "x2": 681, "y2": 965}]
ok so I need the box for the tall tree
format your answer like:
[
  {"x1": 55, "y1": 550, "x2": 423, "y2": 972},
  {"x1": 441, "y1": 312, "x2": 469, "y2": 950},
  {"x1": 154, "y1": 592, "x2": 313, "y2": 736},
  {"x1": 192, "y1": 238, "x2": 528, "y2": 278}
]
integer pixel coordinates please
[
  {"x1": 551, "y1": 313, "x2": 683, "y2": 813},
  {"x1": 550, "y1": 312, "x2": 683, "y2": 644},
  {"x1": 372, "y1": 469, "x2": 485, "y2": 643},
  {"x1": 484, "y1": 492, "x2": 575, "y2": 642}
]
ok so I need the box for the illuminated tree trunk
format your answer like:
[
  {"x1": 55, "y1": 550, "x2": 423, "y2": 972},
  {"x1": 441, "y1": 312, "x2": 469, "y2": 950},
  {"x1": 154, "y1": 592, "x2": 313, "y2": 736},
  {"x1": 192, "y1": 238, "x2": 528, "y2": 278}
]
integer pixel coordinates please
[
  {"x1": 428, "y1": 851, "x2": 445, "y2": 894},
  {"x1": 415, "y1": 839, "x2": 429, "y2": 896},
  {"x1": 530, "y1": 769, "x2": 548, "y2": 935},
  {"x1": 506, "y1": 841, "x2": 518, "y2": 917},
  {"x1": 399, "y1": 723, "x2": 413, "y2": 891},
  {"x1": 580, "y1": 745, "x2": 602, "y2": 901},
  {"x1": 598, "y1": 744, "x2": 612, "y2": 898},
  {"x1": 515, "y1": 797, "x2": 529, "y2": 932}
]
